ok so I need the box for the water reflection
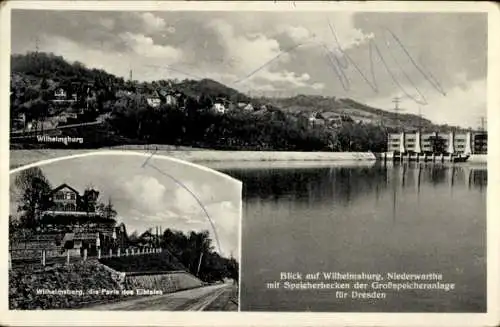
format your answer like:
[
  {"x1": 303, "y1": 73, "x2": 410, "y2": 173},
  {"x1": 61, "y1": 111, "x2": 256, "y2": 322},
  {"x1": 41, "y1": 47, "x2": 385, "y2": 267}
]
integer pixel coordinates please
[
  {"x1": 220, "y1": 163, "x2": 487, "y2": 312},
  {"x1": 223, "y1": 163, "x2": 487, "y2": 204}
]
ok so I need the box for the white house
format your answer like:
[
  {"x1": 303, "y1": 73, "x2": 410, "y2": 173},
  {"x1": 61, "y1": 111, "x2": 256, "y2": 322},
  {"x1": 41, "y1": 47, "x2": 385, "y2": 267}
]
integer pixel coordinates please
[
  {"x1": 54, "y1": 88, "x2": 67, "y2": 98},
  {"x1": 212, "y1": 102, "x2": 227, "y2": 114},
  {"x1": 165, "y1": 94, "x2": 177, "y2": 106},
  {"x1": 146, "y1": 97, "x2": 161, "y2": 108}
]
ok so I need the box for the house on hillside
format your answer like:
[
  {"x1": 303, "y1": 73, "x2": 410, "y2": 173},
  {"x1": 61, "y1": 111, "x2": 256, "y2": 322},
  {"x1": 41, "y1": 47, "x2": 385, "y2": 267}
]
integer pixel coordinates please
[
  {"x1": 54, "y1": 88, "x2": 67, "y2": 99},
  {"x1": 308, "y1": 112, "x2": 319, "y2": 125},
  {"x1": 237, "y1": 102, "x2": 254, "y2": 112},
  {"x1": 115, "y1": 90, "x2": 133, "y2": 98},
  {"x1": 138, "y1": 230, "x2": 160, "y2": 248},
  {"x1": 11, "y1": 113, "x2": 26, "y2": 130},
  {"x1": 46, "y1": 184, "x2": 99, "y2": 212},
  {"x1": 213, "y1": 102, "x2": 226, "y2": 114},
  {"x1": 40, "y1": 183, "x2": 118, "y2": 256},
  {"x1": 52, "y1": 87, "x2": 77, "y2": 103},
  {"x1": 146, "y1": 91, "x2": 162, "y2": 109},
  {"x1": 320, "y1": 112, "x2": 343, "y2": 127},
  {"x1": 312, "y1": 118, "x2": 326, "y2": 127},
  {"x1": 212, "y1": 98, "x2": 232, "y2": 114},
  {"x1": 158, "y1": 89, "x2": 178, "y2": 107},
  {"x1": 244, "y1": 103, "x2": 254, "y2": 111}
]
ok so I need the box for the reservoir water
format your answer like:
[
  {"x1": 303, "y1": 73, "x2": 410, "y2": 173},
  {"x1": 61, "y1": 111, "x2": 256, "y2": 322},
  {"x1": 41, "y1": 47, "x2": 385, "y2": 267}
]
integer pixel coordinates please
[{"x1": 218, "y1": 162, "x2": 487, "y2": 312}]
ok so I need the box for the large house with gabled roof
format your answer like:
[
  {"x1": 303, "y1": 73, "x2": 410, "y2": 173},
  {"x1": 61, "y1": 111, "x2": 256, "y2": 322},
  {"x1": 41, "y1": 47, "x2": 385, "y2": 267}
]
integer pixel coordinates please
[{"x1": 40, "y1": 183, "x2": 120, "y2": 256}]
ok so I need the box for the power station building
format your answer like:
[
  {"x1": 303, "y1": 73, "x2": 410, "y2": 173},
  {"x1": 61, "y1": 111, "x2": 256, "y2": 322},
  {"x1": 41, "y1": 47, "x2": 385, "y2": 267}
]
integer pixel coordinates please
[{"x1": 387, "y1": 131, "x2": 487, "y2": 155}]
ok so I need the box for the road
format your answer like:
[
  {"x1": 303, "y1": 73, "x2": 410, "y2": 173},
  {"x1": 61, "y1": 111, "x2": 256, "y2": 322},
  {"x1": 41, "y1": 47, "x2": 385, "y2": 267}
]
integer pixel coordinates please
[
  {"x1": 83, "y1": 284, "x2": 231, "y2": 311},
  {"x1": 10, "y1": 120, "x2": 104, "y2": 137}
]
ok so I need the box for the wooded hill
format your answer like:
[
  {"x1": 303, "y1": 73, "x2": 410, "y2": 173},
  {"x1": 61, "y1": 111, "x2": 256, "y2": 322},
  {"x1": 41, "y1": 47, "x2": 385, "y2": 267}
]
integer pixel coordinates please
[{"x1": 10, "y1": 52, "x2": 464, "y2": 152}]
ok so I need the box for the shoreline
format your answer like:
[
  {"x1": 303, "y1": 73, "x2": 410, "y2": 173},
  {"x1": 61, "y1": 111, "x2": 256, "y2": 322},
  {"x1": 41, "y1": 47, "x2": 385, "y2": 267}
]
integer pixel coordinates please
[
  {"x1": 9, "y1": 148, "x2": 376, "y2": 170},
  {"x1": 9, "y1": 148, "x2": 486, "y2": 170}
]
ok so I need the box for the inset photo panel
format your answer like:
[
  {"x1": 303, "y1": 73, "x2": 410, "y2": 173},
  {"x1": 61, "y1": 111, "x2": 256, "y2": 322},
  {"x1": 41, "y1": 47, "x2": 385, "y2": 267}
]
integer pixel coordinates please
[{"x1": 8, "y1": 152, "x2": 241, "y2": 311}]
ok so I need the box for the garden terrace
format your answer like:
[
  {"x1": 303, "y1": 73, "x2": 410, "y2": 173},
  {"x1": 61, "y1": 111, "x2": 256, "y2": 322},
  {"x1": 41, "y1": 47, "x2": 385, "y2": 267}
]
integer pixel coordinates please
[{"x1": 40, "y1": 212, "x2": 116, "y2": 225}]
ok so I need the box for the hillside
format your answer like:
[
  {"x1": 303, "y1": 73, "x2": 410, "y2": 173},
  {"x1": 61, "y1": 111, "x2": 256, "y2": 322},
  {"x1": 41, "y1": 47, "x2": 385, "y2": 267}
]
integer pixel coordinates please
[
  {"x1": 9, "y1": 52, "x2": 464, "y2": 152},
  {"x1": 264, "y1": 95, "x2": 435, "y2": 130}
]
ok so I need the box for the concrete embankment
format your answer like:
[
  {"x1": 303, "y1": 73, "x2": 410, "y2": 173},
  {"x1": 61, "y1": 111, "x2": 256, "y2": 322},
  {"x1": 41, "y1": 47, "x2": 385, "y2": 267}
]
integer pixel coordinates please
[
  {"x1": 469, "y1": 154, "x2": 487, "y2": 164},
  {"x1": 97, "y1": 256, "x2": 204, "y2": 294},
  {"x1": 9, "y1": 148, "x2": 376, "y2": 170}
]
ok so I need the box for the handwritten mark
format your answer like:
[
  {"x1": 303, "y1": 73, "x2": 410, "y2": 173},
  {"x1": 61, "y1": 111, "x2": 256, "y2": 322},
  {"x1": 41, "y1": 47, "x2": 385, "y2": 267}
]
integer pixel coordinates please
[
  {"x1": 143, "y1": 20, "x2": 446, "y2": 106},
  {"x1": 141, "y1": 147, "x2": 158, "y2": 168},
  {"x1": 232, "y1": 41, "x2": 312, "y2": 85},
  {"x1": 141, "y1": 152, "x2": 223, "y2": 254},
  {"x1": 324, "y1": 20, "x2": 446, "y2": 105}
]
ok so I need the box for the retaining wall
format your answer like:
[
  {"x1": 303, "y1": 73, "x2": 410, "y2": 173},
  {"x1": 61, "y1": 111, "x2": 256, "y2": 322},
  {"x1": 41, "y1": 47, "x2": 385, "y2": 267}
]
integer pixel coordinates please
[{"x1": 124, "y1": 271, "x2": 203, "y2": 293}]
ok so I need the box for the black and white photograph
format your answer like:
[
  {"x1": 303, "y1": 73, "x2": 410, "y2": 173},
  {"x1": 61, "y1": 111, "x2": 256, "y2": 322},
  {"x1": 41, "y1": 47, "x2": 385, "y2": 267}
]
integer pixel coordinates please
[
  {"x1": 1, "y1": 1, "x2": 499, "y2": 326},
  {"x1": 8, "y1": 153, "x2": 241, "y2": 311}
]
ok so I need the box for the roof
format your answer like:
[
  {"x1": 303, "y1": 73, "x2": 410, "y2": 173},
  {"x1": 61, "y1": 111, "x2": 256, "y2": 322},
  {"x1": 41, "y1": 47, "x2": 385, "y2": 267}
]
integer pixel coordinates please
[
  {"x1": 321, "y1": 112, "x2": 342, "y2": 119},
  {"x1": 50, "y1": 183, "x2": 80, "y2": 196},
  {"x1": 74, "y1": 232, "x2": 99, "y2": 241},
  {"x1": 85, "y1": 189, "x2": 99, "y2": 195},
  {"x1": 63, "y1": 233, "x2": 74, "y2": 242}
]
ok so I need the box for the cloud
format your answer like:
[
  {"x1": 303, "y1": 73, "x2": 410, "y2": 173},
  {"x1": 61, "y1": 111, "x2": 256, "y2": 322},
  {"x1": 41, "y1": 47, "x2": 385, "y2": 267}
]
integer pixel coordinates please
[
  {"x1": 123, "y1": 175, "x2": 167, "y2": 214},
  {"x1": 99, "y1": 17, "x2": 115, "y2": 30},
  {"x1": 206, "y1": 19, "x2": 322, "y2": 92},
  {"x1": 119, "y1": 32, "x2": 183, "y2": 60},
  {"x1": 277, "y1": 25, "x2": 312, "y2": 44},
  {"x1": 365, "y1": 74, "x2": 486, "y2": 128},
  {"x1": 135, "y1": 12, "x2": 167, "y2": 33},
  {"x1": 37, "y1": 34, "x2": 131, "y2": 77}
]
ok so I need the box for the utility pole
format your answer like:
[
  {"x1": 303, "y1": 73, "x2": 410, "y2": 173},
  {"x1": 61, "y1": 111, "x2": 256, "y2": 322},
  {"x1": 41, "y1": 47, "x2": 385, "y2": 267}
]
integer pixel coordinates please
[
  {"x1": 418, "y1": 105, "x2": 422, "y2": 132},
  {"x1": 196, "y1": 252, "x2": 204, "y2": 276},
  {"x1": 34, "y1": 36, "x2": 40, "y2": 53},
  {"x1": 479, "y1": 116, "x2": 486, "y2": 132},
  {"x1": 392, "y1": 97, "x2": 404, "y2": 131}
]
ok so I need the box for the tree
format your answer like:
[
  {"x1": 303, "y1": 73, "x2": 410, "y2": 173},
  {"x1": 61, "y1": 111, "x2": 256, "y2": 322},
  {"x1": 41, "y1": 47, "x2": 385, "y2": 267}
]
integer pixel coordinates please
[
  {"x1": 96, "y1": 197, "x2": 117, "y2": 219},
  {"x1": 80, "y1": 188, "x2": 100, "y2": 213},
  {"x1": 128, "y1": 231, "x2": 139, "y2": 245},
  {"x1": 14, "y1": 167, "x2": 53, "y2": 230}
]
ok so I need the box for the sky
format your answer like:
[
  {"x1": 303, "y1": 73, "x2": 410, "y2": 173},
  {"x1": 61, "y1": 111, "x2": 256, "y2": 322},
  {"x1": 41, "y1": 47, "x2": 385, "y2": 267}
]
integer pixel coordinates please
[
  {"x1": 9, "y1": 154, "x2": 242, "y2": 259},
  {"x1": 10, "y1": 10, "x2": 487, "y2": 128}
]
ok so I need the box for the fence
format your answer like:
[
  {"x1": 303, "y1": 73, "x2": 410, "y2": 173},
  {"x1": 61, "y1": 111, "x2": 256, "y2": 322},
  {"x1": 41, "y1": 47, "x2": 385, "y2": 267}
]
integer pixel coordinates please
[{"x1": 8, "y1": 246, "x2": 163, "y2": 269}]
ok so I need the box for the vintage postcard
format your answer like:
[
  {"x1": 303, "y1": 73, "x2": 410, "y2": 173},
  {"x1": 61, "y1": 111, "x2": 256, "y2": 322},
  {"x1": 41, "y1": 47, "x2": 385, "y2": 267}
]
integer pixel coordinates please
[{"x1": 1, "y1": 1, "x2": 499, "y2": 326}]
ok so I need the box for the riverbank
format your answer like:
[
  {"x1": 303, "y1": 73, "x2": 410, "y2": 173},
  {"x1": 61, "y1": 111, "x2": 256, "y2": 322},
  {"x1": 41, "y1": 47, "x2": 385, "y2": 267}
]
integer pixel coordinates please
[
  {"x1": 9, "y1": 147, "x2": 376, "y2": 170},
  {"x1": 469, "y1": 154, "x2": 487, "y2": 164}
]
